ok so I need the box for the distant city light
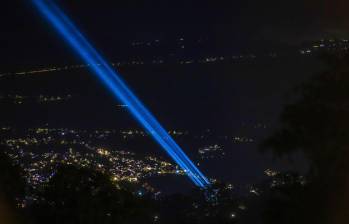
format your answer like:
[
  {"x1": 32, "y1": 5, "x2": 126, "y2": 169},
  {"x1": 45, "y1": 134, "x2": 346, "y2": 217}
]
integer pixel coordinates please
[{"x1": 31, "y1": 0, "x2": 209, "y2": 187}]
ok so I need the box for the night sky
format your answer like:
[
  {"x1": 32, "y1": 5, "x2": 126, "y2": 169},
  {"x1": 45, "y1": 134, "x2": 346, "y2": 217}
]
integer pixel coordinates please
[{"x1": 0, "y1": 0, "x2": 348, "y2": 69}]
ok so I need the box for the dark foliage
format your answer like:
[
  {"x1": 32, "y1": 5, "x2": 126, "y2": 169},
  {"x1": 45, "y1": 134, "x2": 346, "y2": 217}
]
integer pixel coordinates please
[
  {"x1": 261, "y1": 53, "x2": 349, "y2": 224},
  {"x1": 0, "y1": 146, "x2": 26, "y2": 224},
  {"x1": 28, "y1": 165, "x2": 155, "y2": 224}
]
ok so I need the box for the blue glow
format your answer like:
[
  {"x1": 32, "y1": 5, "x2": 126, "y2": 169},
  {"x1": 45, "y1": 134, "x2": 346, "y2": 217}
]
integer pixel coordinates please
[{"x1": 31, "y1": 0, "x2": 210, "y2": 187}]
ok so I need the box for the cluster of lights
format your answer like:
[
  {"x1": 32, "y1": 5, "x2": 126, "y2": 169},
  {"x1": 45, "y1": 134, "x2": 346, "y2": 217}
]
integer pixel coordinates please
[
  {"x1": 3, "y1": 137, "x2": 182, "y2": 187},
  {"x1": 0, "y1": 94, "x2": 72, "y2": 104},
  {"x1": 1, "y1": 127, "x2": 189, "y2": 187},
  {"x1": 232, "y1": 136, "x2": 254, "y2": 143},
  {"x1": 198, "y1": 145, "x2": 225, "y2": 159},
  {"x1": 300, "y1": 39, "x2": 349, "y2": 55},
  {"x1": 0, "y1": 54, "x2": 247, "y2": 78},
  {"x1": 264, "y1": 169, "x2": 279, "y2": 177}
]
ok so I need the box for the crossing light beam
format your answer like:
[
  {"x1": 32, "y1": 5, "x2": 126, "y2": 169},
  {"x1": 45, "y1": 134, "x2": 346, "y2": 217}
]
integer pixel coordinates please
[{"x1": 31, "y1": 0, "x2": 210, "y2": 188}]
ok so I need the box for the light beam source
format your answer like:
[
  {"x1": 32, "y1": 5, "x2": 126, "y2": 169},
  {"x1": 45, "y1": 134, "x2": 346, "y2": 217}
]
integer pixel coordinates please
[{"x1": 31, "y1": 0, "x2": 210, "y2": 187}]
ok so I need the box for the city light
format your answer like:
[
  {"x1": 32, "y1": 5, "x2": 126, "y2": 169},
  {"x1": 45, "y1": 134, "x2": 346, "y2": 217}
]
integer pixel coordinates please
[{"x1": 31, "y1": 0, "x2": 209, "y2": 187}]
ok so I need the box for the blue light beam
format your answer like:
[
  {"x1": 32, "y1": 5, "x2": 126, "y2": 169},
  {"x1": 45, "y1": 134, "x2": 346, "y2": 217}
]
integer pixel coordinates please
[{"x1": 31, "y1": 0, "x2": 210, "y2": 187}]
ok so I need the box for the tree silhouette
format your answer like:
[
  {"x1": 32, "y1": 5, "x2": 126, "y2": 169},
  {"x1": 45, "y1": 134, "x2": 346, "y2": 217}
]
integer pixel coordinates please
[
  {"x1": 0, "y1": 146, "x2": 26, "y2": 224},
  {"x1": 262, "y1": 53, "x2": 349, "y2": 224},
  {"x1": 157, "y1": 183, "x2": 238, "y2": 224},
  {"x1": 30, "y1": 165, "x2": 155, "y2": 224}
]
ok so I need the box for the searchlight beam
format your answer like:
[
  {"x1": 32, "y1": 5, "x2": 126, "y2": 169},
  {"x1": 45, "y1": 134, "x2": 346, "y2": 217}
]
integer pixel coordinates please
[{"x1": 31, "y1": 0, "x2": 210, "y2": 187}]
